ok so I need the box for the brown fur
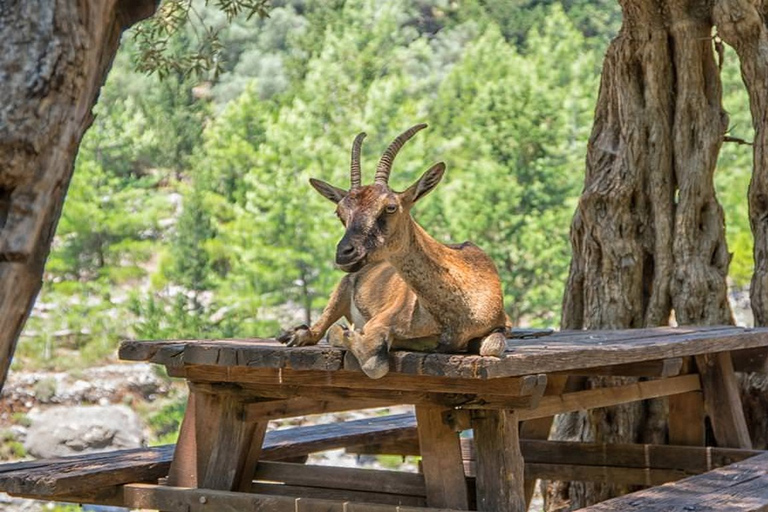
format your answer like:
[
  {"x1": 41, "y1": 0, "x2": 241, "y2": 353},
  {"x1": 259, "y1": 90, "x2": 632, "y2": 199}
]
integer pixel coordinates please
[{"x1": 278, "y1": 127, "x2": 508, "y2": 378}]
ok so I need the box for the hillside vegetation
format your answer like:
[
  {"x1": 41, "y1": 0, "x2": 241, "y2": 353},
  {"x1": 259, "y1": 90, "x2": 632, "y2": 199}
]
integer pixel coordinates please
[{"x1": 14, "y1": 0, "x2": 755, "y2": 371}]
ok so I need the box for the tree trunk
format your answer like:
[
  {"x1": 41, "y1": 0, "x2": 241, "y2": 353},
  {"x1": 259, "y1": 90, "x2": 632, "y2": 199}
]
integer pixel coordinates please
[
  {"x1": 0, "y1": 0, "x2": 157, "y2": 392},
  {"x1": 713, "y1": 0, "x2": 768, "y2": 451},
  {"x1": 552, "y1": 0, "x2": 733, "y2": 508}
]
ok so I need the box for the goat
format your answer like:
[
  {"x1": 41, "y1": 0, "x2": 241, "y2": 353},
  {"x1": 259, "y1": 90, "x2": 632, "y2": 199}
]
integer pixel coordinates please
[{"x1": 278, "y1": 124, "x2": 508, "y2": 378}]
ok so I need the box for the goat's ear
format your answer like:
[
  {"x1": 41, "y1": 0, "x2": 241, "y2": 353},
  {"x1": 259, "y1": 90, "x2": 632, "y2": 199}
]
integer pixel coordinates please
[
  {"x1": 402, "y1": 162, "x2": 445, "y2": 205},
  {"x1": 310, "y1": 178, "x2": 347, "y2": 204}
]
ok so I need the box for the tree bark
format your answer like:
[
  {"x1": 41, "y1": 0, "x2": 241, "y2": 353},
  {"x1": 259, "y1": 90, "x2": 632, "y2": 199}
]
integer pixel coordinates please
[
  {"x1": 553, "y1": 0, "x2": 733, "y2": 508},
  {"x1": 0, "y1": 0, "x2": 157, "y2": 392},
  {"x1": 712, "y1": 0, "x2": 768, "y2": 450}
]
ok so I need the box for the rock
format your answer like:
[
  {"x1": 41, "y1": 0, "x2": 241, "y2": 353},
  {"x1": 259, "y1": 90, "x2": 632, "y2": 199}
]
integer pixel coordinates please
[{"x1": 24, "y1": 405, "x2": 145, "y2": 458}]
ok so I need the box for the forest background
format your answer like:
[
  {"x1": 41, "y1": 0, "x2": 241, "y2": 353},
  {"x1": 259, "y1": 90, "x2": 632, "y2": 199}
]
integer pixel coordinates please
[{"x1": 13, "y1": 0, "x2": 755, "y2": 373}]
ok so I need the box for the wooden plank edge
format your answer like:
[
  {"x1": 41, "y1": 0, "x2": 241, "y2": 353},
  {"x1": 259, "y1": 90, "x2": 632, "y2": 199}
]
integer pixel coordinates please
[
  {"x1": 518, "y1": 374, "x2": 701, "y2": 421},
  {"x1": 122, "y1": 483, "x2": 468, "y2": 512}
]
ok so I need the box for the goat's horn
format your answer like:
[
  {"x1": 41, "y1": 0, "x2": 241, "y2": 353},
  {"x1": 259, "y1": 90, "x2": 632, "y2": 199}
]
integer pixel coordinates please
[
  {"x1": 374, "y1": 123, "x2": 428, "y2": 185},
  {"x1": 350, "y1": 132, "x2": 366, "y2": 188}
]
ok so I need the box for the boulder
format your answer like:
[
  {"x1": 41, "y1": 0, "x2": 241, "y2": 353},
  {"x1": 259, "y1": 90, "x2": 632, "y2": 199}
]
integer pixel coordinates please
[{"x1": 24, "y1": 404, "x2": 145, "y2": 458}]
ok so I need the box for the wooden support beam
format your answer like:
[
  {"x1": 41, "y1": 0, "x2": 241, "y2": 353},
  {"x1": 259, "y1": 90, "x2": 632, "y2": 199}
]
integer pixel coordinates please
[
  {"x1": 122, "y1": 483, "x2": 466, "y2": 512},
  {"x1": 696, "y1": 352, "x2": 752, "y2": 449},
  {"x1": 517, "y1": 374, "x2": 701, "y2": 421},
  {"x1": 250, "y1": 461, "x2": 427, "y2": 506},
  {"x1": 416, "y1": 406, "x2": 469, "y2": 510},
  {"x1": 471, "y1": 409, "x2": 525, "y2": 512},
  {"x1": 668, "y1": 390, "x2": 706, "y2": 446},
  {"x1": 193, "y1": 385, "x2": 268, "y2": 490},
  {"x1": 167, "y1": 392, "x2": 197, "y2": 487},
  {"x1": 554, "y1": 358, "x2": 684, "y2": 377},
  {"x1": 520, "y1": 374, "x2": 569, "y2": 508}
]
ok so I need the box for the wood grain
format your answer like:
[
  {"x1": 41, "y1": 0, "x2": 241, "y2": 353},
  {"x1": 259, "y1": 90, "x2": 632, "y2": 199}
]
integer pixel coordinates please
[
  {"x1": 122, "y1": 483, "x2": 467, "y2": 512},
  {"x1": 416, "y1": 406, "x2": 469, "y2": 510},
  {"x1": 119, "y1": 326, "x2": 768, "y2": 379},
  {"x1": 517, "y1": 374, "x2": 701, "y2": 420},
  {"x1": 471, "y1": 409, "x2": 525, "y2": 512},
  {"x1": 696, "y1": 351, "x2": 752, "y2": 448},
  {"x1": 580, "y1": 453, "x2": 768, "y2": 511}
]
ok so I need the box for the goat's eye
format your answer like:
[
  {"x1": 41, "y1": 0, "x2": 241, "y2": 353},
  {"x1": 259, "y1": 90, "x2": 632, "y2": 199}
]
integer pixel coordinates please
[{"x1": 385, "y1": 204, "x2": 398, "y2": 214}]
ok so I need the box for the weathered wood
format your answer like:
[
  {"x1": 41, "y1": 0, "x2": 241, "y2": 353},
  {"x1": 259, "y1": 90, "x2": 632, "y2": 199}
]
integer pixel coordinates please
[
  {"x1": 696, "y1": 352, "x2": 752, "y2": 448},
  {"x1": 555, "y1": 358, "x2": 683, "y2": 377},
  {"x1": 520, "y1": 374, "x2": 569, "y2": 507},
  {"x1": 120, "y1": 326, "x2": 768, "y2": 379},
  {"x1": 175, "y1": 365, "x2": 544, "y2": 396},
  {"x1": 517, "y1": 374, "x2": 701, "y2": 421},
  {"x1": 416, "y1": 406, "x2": 469, "y2": 510},
  {"x1": 580, "y1": 453, "x2": 768, "y2": 511},
  {"x1": 262, "y1": 412, "x2": 417, "y2": 461},
  {"x1": 122, "y1": 483, "x2": 466, "y2": 512},
  {"x1": 0, "y1": 445, "x2": 174, "y2": 497},
  {"x1": 254, "y1": 461, "x2": 425, "y2": 496},
  {"x1": 193, "y1": 386, "x2": 267, "y2": 490},
  {"x1": 185, "y1": 377, "x2": 542, "y2": 410},
  {"x1": 246, "y1": 396, "x2": 392, "y2": 422},
  {"x1": 471, "y1": 409, "x2": 525, "y2": 512},
  {"x1": 352, "y1": 435, "x2": 763, "y2": 474},
  {"x1": 668, "y1": 390, "x2": 706, "y2": 446},
  {"x1": 0, "y1": 413, "x2": 421, "y2": 499},
  {"x1": 167, "y1": 391, "x2": 197, "y2": 487},
  {"x1": 250, "y1": 482, "x2": 425, "y2": 507}
]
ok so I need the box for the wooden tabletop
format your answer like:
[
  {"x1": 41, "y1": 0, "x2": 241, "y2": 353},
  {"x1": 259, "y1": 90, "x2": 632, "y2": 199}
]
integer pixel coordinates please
[{"x1": 119, "y1": 326, "x2": 768, "y2": 379}]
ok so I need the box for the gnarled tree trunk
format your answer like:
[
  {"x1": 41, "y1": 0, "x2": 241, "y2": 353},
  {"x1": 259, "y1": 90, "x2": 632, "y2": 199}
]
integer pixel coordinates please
[
  {"x1": 714, "y1": 0, "x2": 768, "y2": 452},
  {"x1": 551, "y1": 0, "x2": 734, "y2": 508},
  {"x1": 0, "y1": 0, "x2": 157, "y2": 392}
]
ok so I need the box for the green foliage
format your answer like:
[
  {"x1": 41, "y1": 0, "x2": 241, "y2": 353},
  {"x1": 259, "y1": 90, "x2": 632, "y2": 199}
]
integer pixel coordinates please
[
  {"x1": 147, "y1": 396, "x2": 188, "y2": 444},
  {"x1": 131, "y1": 0, "x2": 271, "y2": 78},
  {"x1": 0, "y1": 430, "x2": 26, "y2": 460},
  {"x1": 17, "y1": 0, "x2": 759, "y2": 371},
  {"x1": 717, "y1": 45, "x2": 755, "y2": 288}
]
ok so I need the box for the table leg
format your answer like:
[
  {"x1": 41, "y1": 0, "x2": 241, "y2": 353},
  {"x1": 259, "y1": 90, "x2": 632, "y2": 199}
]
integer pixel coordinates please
[
  {"x1": 520, "y1": 374, "x2": 569, "y2": 508},
  {"x1": 167, "y1": 384, "x2": 268, "y2": 491},
  {"x1": 167, "y1": 391, "x2": 197, "y2": 487},
  {"x1": 472, "y1": 409, "x2": 525, "y2": 512},
  {"x1": 415, "y1": 405, "x2": 469, "y2": 510},
  {"x1": 695, "y1": 351, "x2": 752, "y2": 449}
]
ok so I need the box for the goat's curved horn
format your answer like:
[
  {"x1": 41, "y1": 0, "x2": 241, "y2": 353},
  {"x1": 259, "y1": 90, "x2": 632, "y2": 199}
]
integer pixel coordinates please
[
  {"x1": 374, "y1": 123, "x2": 428, "y2": 185},
  {"x1": 350, "y1": 132, "x2": 366, "y2": 188}
]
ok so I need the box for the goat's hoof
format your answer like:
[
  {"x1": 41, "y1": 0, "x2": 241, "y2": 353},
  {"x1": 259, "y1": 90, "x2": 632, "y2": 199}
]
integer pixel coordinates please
[
  {"x1": 277, "y1": 325, "x2": 316, "y2": 347},
  {"x1": 361, "y1": 357, "x2": 390, "y2": 379},
  {"x1": 479, "y1": 332, "x2": 507, "y2": 357},
  {"x1": 327, "y1": 324, "x2": 350, "y2": 348}
]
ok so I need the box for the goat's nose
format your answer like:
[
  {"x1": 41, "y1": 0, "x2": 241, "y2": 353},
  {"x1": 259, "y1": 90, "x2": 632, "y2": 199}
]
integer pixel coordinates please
[{"x1": 336, "y1": 240, "x2": 359, "y2": 263}]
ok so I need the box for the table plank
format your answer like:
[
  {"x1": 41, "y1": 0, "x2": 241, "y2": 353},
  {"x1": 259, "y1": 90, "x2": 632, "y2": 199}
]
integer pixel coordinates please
[
  {"x1": 120, "y1": 327, "x2": 768, "y2": 379},
  {"x1": 580, "y1": 452, "x2": 768, "y2": 511}
]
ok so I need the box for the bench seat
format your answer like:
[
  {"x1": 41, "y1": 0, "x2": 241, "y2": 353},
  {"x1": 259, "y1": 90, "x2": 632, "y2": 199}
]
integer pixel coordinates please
[
  {"x1": 581, "y1": 452, "x2": 768, "y2": 511},
  {"x1": 0, "y1": 412, "x2": 418, "y2": 499}
]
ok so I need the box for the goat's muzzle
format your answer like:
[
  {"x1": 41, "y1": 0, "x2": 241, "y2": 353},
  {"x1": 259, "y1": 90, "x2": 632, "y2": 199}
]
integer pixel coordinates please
[{"x1": 335, "y1": 238, "x2": 366, "y2": 273}]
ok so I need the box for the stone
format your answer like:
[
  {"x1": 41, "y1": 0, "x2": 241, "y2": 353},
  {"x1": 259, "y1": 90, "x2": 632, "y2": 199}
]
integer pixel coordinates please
[{"x1": 24, "y1": 404, "x2": 145, "y2": 458}]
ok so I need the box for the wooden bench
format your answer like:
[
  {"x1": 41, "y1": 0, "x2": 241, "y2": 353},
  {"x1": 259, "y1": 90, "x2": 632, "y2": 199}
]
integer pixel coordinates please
[
  {"x1": 0, "y1": 412, "x2": 418, "y2": 504},
  {"x1": 581, "y1": 452, "x2": 768, "y2": 511},
  {"x1": 2, "y1": 406, "x2": 765, "y2": 507}
]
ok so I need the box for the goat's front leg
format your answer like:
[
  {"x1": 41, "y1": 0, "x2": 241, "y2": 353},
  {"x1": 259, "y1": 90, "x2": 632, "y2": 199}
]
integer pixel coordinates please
[
  {"x1": 278, "y1": 277, "x2": 351, "y2": 347},
  {"x1": 328, "y1": 320, "x2": 392, "y2": 379}
]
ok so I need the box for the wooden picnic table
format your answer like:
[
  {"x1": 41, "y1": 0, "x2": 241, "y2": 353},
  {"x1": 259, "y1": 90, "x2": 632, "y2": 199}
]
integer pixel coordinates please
[{"x1": 116, "y1": 325, "x2": 768, "y2": 512}]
